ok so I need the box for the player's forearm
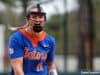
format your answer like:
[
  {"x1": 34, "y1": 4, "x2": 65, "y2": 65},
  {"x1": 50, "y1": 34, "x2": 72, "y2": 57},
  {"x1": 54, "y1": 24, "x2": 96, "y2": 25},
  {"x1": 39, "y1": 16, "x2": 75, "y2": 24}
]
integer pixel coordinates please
[
  {"x1": 12, "y1": 62, "x2": 24, "y2": 75},
  {"x1": 48, "y1": 62, "x2": 56, "y2": 69},
  {"x1": 14, "y1": 68, "x2": 24, "y2": 75},
  {"x1": 11, "y1": 57, "x2": 24, "y2": 75},
  {"x1": 47, "y1": 62, "x2": 58, "y2": 75}
]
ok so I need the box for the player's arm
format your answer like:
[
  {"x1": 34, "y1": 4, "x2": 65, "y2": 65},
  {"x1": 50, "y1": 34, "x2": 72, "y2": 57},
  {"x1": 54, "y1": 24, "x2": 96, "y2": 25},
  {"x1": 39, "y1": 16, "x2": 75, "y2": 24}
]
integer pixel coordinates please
[
  {"x1": 8, "y1": 35, "x2": 24, "y2": 75},
  {"x1": 11, "y1": 57, "x2": 24, "y2": 75},
  {"x1": 47, "y1": 62, "x2": 57, "y2": 75},
  {"x1": 47, "y1": 37, "x2": 58, "y2": 75}
]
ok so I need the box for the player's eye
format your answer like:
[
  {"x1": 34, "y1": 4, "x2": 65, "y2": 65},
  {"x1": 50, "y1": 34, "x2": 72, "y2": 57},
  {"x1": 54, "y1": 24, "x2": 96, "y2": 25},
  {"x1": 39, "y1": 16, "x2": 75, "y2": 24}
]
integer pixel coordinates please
[
  {"x1": 30, "y1": 12, "x2": 45, "y2": 19},
  {"x1": 31, "y1": 15, "x2": 44, "y2": 19},
  {"x1": 38, "y1": 15, "x2": 44, "y2": 18},
  {"x1": 31, "y1": 15, "x2": 37, "y2": 18}
]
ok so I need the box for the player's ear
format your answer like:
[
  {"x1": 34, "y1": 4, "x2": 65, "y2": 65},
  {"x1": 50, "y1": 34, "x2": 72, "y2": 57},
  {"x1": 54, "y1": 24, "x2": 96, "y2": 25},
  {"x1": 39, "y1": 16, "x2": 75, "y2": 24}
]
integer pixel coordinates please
[{"x1": 26, "y1": 14, "x2": 30, "y2": 20}]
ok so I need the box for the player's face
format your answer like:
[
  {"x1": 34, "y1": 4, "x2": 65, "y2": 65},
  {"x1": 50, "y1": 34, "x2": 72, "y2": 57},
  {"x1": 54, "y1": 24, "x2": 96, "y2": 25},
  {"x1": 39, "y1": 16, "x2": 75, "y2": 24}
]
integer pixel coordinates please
[
  {"x1": 29, "y1": 13, "x2": 45, "y2": 26},
  {"x1": 28, "y1": 8, "x2": 45, "y2": 27},
  {"x1": 27, "y1": 8, "x2": 46, "y2": 32}
]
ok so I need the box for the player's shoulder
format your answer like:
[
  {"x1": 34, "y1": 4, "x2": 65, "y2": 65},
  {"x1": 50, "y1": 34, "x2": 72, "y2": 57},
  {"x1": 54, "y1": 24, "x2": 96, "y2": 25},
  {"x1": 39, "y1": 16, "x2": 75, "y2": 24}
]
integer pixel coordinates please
[
  {"x1": 9, "y1": 30, "x2": 22, "y2": 40},
  {"x1": 45, "y1": 34, "x2": 55, "y2": 42},
  {"x1": 45, "y1": 34, "x2": 56, "y2": 47}
]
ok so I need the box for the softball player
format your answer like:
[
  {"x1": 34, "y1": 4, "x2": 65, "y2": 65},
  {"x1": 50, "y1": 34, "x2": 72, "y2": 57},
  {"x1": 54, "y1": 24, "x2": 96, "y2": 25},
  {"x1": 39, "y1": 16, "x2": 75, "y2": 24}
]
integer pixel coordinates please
[{"x1": 8, "y1": 4, "x2": 57, "y2": 75}]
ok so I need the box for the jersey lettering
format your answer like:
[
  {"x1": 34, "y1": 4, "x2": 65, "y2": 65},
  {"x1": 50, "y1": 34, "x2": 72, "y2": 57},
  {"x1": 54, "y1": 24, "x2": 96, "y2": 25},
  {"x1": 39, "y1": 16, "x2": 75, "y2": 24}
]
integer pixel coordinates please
[{"x1": 24, "y1": 47, "x2": 47, "y2": 60}]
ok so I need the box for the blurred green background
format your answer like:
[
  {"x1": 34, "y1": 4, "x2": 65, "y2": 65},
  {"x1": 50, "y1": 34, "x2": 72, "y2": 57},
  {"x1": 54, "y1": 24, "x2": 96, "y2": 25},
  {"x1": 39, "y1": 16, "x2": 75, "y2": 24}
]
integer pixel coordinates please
[{"x1": 0, "y1": 0, "x2": 100, "y2": 75}]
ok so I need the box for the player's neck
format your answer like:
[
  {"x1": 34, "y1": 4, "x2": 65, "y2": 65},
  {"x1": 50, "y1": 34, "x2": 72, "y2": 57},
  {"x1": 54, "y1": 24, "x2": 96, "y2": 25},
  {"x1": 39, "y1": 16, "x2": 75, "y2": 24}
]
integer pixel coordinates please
[{"x1": 25, "y1": 27, "x2": 43, "y2": 37}]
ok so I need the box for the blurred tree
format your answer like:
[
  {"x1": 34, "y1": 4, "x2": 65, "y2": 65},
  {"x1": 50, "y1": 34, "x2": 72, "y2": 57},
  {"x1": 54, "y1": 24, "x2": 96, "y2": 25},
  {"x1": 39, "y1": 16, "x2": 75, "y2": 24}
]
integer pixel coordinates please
[
  {"x1": 77, "y1": 0, "x2": 94, "y2": 71},
  {"x1": 46, "y1": 13, "x2": 63, "y2": 54},
  {"x1": 93, "y1": 0, "x2": 100, "y2": 57},
  {"x1": 18, "y1": 0, "x2": 29, "y2": 25},
  {"x1": 21, "y1": 0, "x2": 28, "y2": 14},
  {"x1": 0, "y1": 0, "x2": 13, "y2": 5},
  {"x1": 46, "y1": 14, "x2": 61, "y2": 31},
  {"x1": 0, "y1": 0, "x2": 14, "y2": 72},
  {"x1": 62, "y1": 0, "x2": 68, "y2": 71}
]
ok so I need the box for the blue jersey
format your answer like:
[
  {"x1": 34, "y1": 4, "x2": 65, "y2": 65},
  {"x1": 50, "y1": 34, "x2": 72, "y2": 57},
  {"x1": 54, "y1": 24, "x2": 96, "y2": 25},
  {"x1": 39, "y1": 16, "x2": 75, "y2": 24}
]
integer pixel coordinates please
[{"x1": 8, "y1": 29, "x2": 56, "y2": 75}]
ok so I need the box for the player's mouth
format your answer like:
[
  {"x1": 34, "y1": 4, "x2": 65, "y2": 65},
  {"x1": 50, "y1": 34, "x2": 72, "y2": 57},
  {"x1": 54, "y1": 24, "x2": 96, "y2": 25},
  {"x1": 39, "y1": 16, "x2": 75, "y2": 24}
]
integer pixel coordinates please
[{"x1": 32, "y1": 24, "x2": 43, "y2": 32}]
